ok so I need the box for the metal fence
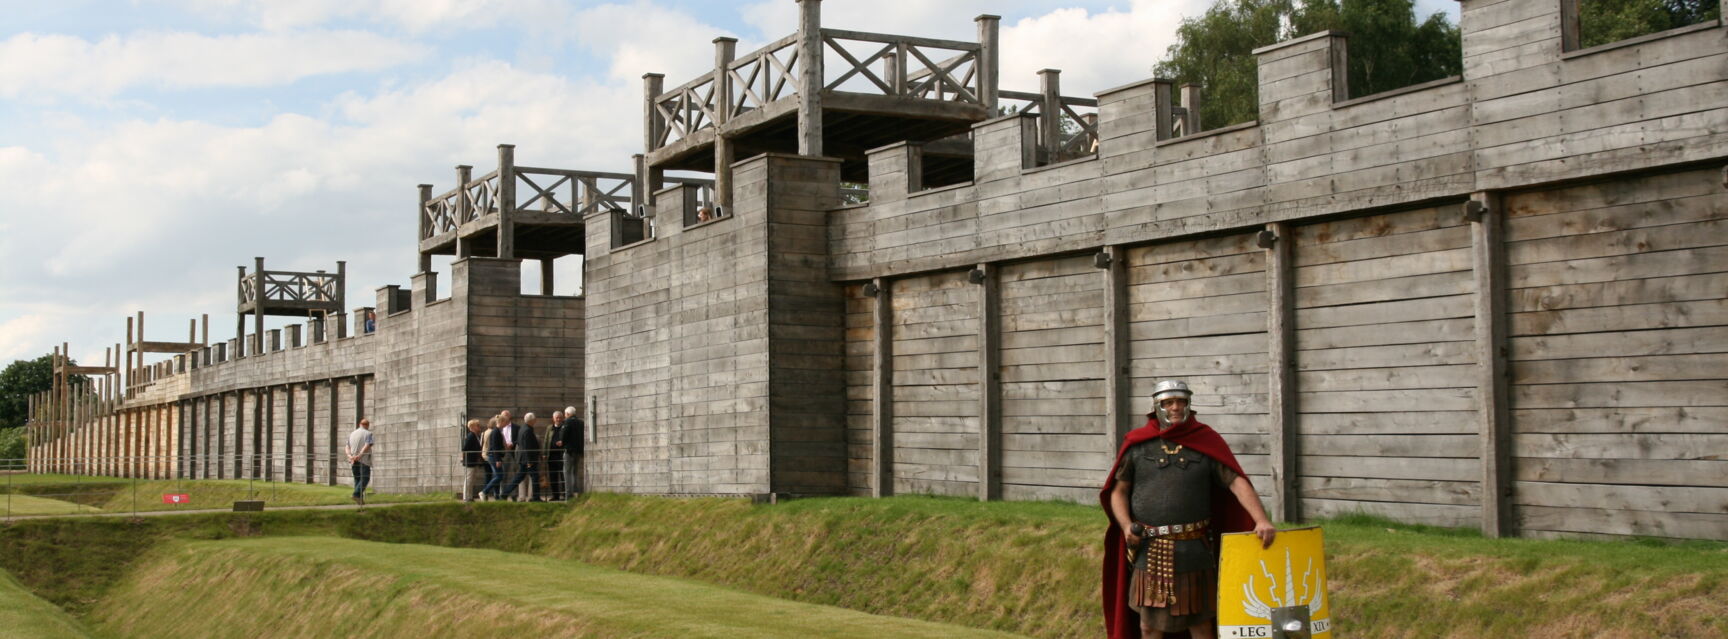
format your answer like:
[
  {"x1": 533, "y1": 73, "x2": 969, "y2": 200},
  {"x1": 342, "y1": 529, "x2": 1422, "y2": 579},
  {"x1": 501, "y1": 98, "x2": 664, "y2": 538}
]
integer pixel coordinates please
[{"x1": 2, "y1": 450, "x2": 585, "y2": 520}]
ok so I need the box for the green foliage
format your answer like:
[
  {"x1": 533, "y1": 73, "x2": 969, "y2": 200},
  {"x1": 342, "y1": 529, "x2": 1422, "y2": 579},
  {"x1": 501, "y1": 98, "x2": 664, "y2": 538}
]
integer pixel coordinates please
[
  {"x1": 0, "y1": 428, "x2": 25, "y2": 466},
  {"x1": 1580, "y1": 0, "x2": 1721, "y2": 49},
  {"x1": 0, "y1": 354, "x2": 89, "y2": 430},
  {"x1": 1153, "y1": 0, "x2": 1462, "y2": 130}
]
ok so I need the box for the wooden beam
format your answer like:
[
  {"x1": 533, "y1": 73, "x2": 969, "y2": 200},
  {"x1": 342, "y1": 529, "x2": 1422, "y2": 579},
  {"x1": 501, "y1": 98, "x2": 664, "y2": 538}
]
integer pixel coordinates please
[
  {"x1": 497, "y1": 144, "x2": 516, "y2": 260},
  {"x1": 715, "y1": 37, "x2": 737, "y2": 213},
  {"x1": 1266, "y1": 222, "x2": 1299, "y2": 522},
  {"x1": 796, "y1": 0, "x2": 823, "y2": 156},
  {"x1": 870, "y1": 277, "x2": 895, "y2": 497},
  {"x1": 976, "y1": 263, "x2": 1001, "y2": 501},
  {"x1": 1102, "y1": 246, "x2": 1131, "y2": 446},
  {"x1": 1472, "y1": 192, "x2": 1513, "y2": 538}
]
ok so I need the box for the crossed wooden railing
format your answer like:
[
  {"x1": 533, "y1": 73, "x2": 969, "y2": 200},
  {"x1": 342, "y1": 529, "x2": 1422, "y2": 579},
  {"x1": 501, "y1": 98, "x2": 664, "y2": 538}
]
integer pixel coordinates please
[
  {"x1": 1001, "y1": 85, "x2": 1099, "y2": 165},
  {"x1": 420, "y1": 167, "x2": 637, "y2": 240},
  {"x1": 648, "y1": 27, "x2": 990, "y2": 151},
  {"x1": 239, "y1": 270, "x2": 340, "y2": 305}
]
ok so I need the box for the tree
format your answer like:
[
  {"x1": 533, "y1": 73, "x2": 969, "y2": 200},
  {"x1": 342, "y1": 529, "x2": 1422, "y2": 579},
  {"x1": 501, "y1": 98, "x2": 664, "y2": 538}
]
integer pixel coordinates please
[
  {"x1": 1580, "y1": 0, "x2": 1721, "y2": 49},
  {"x1": 1153, "y1": 0, "x2": 1462, "y2": 130},
  {"x1": 0, "y1": 354, "x2": 88, "y2": 430}
]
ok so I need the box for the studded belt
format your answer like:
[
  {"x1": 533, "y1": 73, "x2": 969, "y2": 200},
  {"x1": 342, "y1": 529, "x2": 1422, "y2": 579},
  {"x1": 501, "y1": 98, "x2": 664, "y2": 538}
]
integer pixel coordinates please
[{"x1": 1132, "y1": 518, "x2": 1210, "y2": 538}]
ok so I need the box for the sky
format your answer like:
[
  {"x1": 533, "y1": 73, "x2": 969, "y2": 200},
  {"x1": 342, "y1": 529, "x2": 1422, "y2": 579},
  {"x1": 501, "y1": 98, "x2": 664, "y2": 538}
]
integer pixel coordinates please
[{"x1": 0, "y1": 0, "x2": 1460, "y2": 370}]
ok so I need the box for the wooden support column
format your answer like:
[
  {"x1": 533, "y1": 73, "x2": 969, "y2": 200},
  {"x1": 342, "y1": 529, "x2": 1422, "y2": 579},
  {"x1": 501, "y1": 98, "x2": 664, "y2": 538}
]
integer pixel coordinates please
[
  {"x1": 795, "y1": 0, "x2": 823, "y2": 156},
  {"x1": 714, "y1": 37, "x2": 737, "y2": 213},
  {"x1": 253, "y1": 258, "x2": 266, "y2": 357},
  {"x1": 327, "y1": 379, "x2": 340, "y2": 486},
  {"x1": 216, "y1": 393, "x2": 227, "y2": 479},
  {"x1": 496, "y1": 144, "x2": 516, "y2": 259},
  {"x1": 180, "y1": 400, "x2": 190, "y2": 479},
  {"x1": 976, "y1": 15, "x2": 1000, "y2": 114},
  {"x1": 643, "y1": 74, "x2": 664, "y2": 155},
  {"x1": 418, "y1": 183, "x2": 434, "y2": 272},
  {"x1": 541, "y1": 259, "x2": 555, "y2": 295},
  {"x1": 1038, "y1": 69, "x2": 1061, "y2": 160},
  {"x1": 455, "y1": 165, "x2": 474, "y2": 257},
  {"x1": 252, "y1": 387, "x2": 264, "y2": 479},
  {"x1": 975, "y1": 263, "x2": 1001, "y2": 501},
  {"x1": 1264, "y1": 223, "x2": 1299, "y2": 522},
  {"x1": 1471, "y1": 192, "x2": 1513, "y2": 538},
  {"x1": 234, "y1": 390, "x2": 245, "y2": 479},
  {"x1": 869, "y1": 277, "x2": 894, "y2": 498},
  {"x1": 284, "y1": 384, "x2": 295, "y2": 483},
  {"x1": 1101, "y1": 246, "x2": 1131, "y2": 446},
  {"x1": 1153, "y1": 80, "x2": 1175, "y2": 141},
  {"x1": 304, "y1": 381, "x2": 316, "y2": 484}
]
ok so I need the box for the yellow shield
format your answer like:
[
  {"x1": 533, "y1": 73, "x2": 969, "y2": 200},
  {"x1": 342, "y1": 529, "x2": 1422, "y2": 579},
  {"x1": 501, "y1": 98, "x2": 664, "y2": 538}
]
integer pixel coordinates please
[{"x1": 1217, "y1": 525, "x2": 1332, "y2": 638}]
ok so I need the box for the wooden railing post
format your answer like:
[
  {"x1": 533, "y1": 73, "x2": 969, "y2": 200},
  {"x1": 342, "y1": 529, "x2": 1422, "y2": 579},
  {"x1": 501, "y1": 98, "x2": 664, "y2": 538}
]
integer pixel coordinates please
[
  {"x1": 497, "y1": 144, "x2": 516, "y2": 260},
  {"x1": 455, "y1": 165, "x2": 473, "y2": 257},
  {"x1": 796, "y1": 0, "x2": 823, "y2": 156},
  {"x1": 417, "y1": 183, "x2": 433, "y2": 272},
  {"x1": 1153, "y1": 80, "x2": 1175, "y2": 141},
  {"x1": 976, "y1": 15, "x2": 1000, "y2": 114},
  {"x1": 253, "y1": 257, "x2": 266, "y2": 355},
  {"x1": 643, "y1": 73, "x2": 665, "y2": 153},
  {"x1": 1038, "y1": 69, "x2": 1061, "y2": 161},
  {"x1": 715, "y1": 37, "x2": 737, "y2": 214}
]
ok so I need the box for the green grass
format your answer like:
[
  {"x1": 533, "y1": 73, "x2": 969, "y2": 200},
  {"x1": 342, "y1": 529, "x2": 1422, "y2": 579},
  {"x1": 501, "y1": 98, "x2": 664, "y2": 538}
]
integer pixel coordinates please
[
  {"x1": 91, "y1": 537, "x2": 1025, "y2": 639},
  {"x1": 1, "y1": 494, "x2": 101, "y2": 517},
  {"x1": 0, "y1": 570, "x2": 88, "y2": 639},
  {"x1": 0, "y1": 496, "x2": 1724, "y2": 639},
  {"x1": 0, "y1": 474, "x2": 445, "y2": 515}
]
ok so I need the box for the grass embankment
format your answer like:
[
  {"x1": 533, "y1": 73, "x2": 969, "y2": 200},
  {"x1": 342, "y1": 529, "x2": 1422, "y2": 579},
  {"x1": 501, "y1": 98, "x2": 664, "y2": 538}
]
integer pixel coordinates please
[
  {"x1": 93, "y1": 537, "x2": 1021, "y2": 639},
  {"x1": 2, "y1": 496, "x2": 1725, "y2": 638},
  {"x1": 0, "y1": 474, "x2": 444, "y2": 516},
  {"x1": 0, "y1": 569, "x2": 89, "y2": 639}
]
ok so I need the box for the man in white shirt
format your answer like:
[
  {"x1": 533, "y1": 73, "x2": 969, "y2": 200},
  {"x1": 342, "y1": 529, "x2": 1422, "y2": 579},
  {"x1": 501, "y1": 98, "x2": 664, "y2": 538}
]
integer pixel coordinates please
[{"x1": 345, "y1": 418, "x2": 375, "y2": 505}]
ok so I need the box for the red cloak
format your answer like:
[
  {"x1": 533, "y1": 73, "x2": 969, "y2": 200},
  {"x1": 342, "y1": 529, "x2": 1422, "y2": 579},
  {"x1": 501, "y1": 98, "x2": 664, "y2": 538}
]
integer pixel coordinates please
[{"x1": 1099, "y1": 415, "x2": 1254, "y2": 639}]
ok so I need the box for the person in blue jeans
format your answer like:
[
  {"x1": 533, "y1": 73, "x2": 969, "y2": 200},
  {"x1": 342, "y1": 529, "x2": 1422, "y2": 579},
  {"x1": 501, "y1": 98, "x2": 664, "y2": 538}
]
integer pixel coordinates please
[
  {"x1": 345, "y1": 418, "x2": 374, "y2": 505},
  {"x1": 479, "y1": 416, "x2": 508, "y2": 500}
]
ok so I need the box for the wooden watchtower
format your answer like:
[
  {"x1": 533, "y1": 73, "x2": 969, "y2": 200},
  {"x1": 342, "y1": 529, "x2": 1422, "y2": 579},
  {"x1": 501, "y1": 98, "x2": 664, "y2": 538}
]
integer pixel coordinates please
[
  {"x1": 643, "y1": 0, "x2": 1001, "y2": 211},
  {"x1": 236, "y1": 257, "x2": 344, "y2": 354}
]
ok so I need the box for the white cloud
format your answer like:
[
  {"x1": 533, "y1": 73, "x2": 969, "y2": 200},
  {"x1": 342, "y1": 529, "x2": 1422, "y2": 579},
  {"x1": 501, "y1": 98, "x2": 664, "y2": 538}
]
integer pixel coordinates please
[{"x1": 0, "y1": 30, "x2": 428, "y2": 98}]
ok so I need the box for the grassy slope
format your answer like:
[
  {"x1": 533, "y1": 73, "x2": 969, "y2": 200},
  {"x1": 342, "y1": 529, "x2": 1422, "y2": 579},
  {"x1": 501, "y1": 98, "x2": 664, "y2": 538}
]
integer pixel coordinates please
[
  {"x1": 1, "y1": 494, "x2": 101, "y2": 516},
  {"x1": 92, "y1": 537, "x2": 1025, "y2": 639},
  {"x1": 0, "y1": 569, "x2": 89, "y2": 639},
  {"x1": 0, "y1": 474, "x2": 443, "y2": 514},
  {"x1": 1, "y1": 497, "x2": 1724, "y2": 639}
]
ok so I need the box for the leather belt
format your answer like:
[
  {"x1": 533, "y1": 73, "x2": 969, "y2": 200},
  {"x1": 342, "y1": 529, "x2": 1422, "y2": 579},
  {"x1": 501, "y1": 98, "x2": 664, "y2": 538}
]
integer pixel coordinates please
[{"x1": 1134, "y1": 518, "x2": 1210, "y2": 537}]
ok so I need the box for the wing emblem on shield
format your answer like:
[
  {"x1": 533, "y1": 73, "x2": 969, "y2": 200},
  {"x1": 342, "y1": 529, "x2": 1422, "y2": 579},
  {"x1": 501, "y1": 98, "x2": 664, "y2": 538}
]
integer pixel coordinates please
[{"x1": 1218, "y1": 526, "x2": 1332, "y2": 639}]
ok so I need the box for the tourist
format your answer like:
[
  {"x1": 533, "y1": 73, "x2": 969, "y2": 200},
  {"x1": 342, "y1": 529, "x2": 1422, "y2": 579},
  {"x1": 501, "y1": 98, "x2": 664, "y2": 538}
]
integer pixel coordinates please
[
  {"x1": 530, "y1": 411, "x2": 552, "y2": 501},
  {"x1": 497, "y1": 410, "x2": 520, "y2": 501},
  {"x1": 480, "y1": 416, "x2": 506, "y2": 500},
  {"x1": 500, "y1": 412, "x2": 540, "y2": 501},
  {"x1": 545, "y1": 411, "x2": 567, "y2": 501},
  {"x1": 460, "y1": 419, "x2": 485, "y2": 502},
  {"x1": 1100, "y1": 380, "x2": 1275, "y2": 639},
  {"x1": 345, "y1": 418, "x2": 374, "y2": 506},
  {"x1": 560, "y1": 405, "x2": 584, "y2": 497}
]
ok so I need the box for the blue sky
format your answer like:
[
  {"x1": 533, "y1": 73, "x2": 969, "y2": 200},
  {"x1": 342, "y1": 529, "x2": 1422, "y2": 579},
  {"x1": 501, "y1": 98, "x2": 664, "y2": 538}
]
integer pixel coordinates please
[{"x1": 0, "y1": 0, "x2": 1459, "y2": 369}]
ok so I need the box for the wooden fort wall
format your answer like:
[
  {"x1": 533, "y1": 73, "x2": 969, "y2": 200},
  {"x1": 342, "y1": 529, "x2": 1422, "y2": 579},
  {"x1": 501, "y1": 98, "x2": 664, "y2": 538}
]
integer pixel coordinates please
[
  {"x1": 586, "y1": 0, "x2": 1727, "y2": 539},
  {"x1": 27, "y1": 258, "x2": 585, "y2": 494}
]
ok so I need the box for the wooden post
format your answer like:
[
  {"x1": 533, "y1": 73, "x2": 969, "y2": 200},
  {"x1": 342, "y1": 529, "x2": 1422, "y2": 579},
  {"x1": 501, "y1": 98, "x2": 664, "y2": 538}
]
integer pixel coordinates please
[
  {"x1": 285, "y1": 384, "x2": 295, "y2": 483},
  {"x1": 216, "y1": 393, "x2": 227, "y2": 479},
  {"x1": 541, "y1": 259, "x2": 555, "y2": 295},
  {"x1": 976, "y1": 15, "x2": 1000, "y2": 114},
  {"x1": 236, "y1": 265, "x2": 247, "y2": 354},
  {"x1": 234, "y1": 390, "x2": 245, "y2": 479},
  {"x1": 1153, "y1": 80, "x2": 1175, "y2": 141},
  {"x1": 418, "y1": 183, "x2": 434, "y2": 272},
  {"x1": 1102, "y1": 246, "x2": 1131, "y2": 445},
  {"x1": 1180, "y1": 83, "x2": 1204, "y2": 137},
  {"x1": 327, "y1": 379, "x2": 340, "y2": 486},
  {"x1": 455, "y1": 165, "x2": 473, "y2": 257},
  {"x1": 1264, "y1": 223, "x2": 1298, "y2": 522},
  {"x1": 303, "y1": 382, "x2": 315, "y2": 484},
  {"x1": 715, "y1": 37, "x2": 737, "y2": 214},
  {"x1": 336, "y1": 260, "x2": 347, "y2": 312},
  {"x1": 253, "y1": 387, "x2": 264, "y2": 479},
  {"x1": 795, "y1": 0, "x2": 823, "y2": 156},
  {"x1": 201, "y1": 313, "x2": 209, "y2": 347},
  {"x1": 496, "y1": 145, "x2": 516, "y2": 260},
  {"x1": 870, "y1": 277, "x2": 894, "y2": 498},
  {"x1": 1038, "y1": 69, "x2": 1061, "y2": 162},
  {"x1": 643, "y1": 73, "x2": 665, "y2": 153},
  {"x1": 125, "y1": 316, "x2": 134, "y2": 390},
  {"x1": 1471, "y1": 192, "x2": 1513, "y2": 538},
  {"x1": 1559, "y1": 0, "x2": 1582, "y2": 52},
  {"x1": 253, "y1": 258, "x2": 266, "y2": 356},
  {"x1": 976, "y1": 263, "x2": 1001, "y2": 501}
]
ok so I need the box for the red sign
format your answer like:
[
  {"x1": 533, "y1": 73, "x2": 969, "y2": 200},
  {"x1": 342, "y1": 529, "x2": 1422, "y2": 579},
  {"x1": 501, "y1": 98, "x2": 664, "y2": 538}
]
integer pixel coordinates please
[{"x1": 162, "y1": 493, "x2": 190, "y2": 504}]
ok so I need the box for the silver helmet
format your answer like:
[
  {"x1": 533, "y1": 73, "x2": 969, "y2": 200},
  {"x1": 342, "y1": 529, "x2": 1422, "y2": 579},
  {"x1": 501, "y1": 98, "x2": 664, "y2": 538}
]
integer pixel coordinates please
[{"x1": 1151, "y1": 380, "x2": 1193, "y2": 424}]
